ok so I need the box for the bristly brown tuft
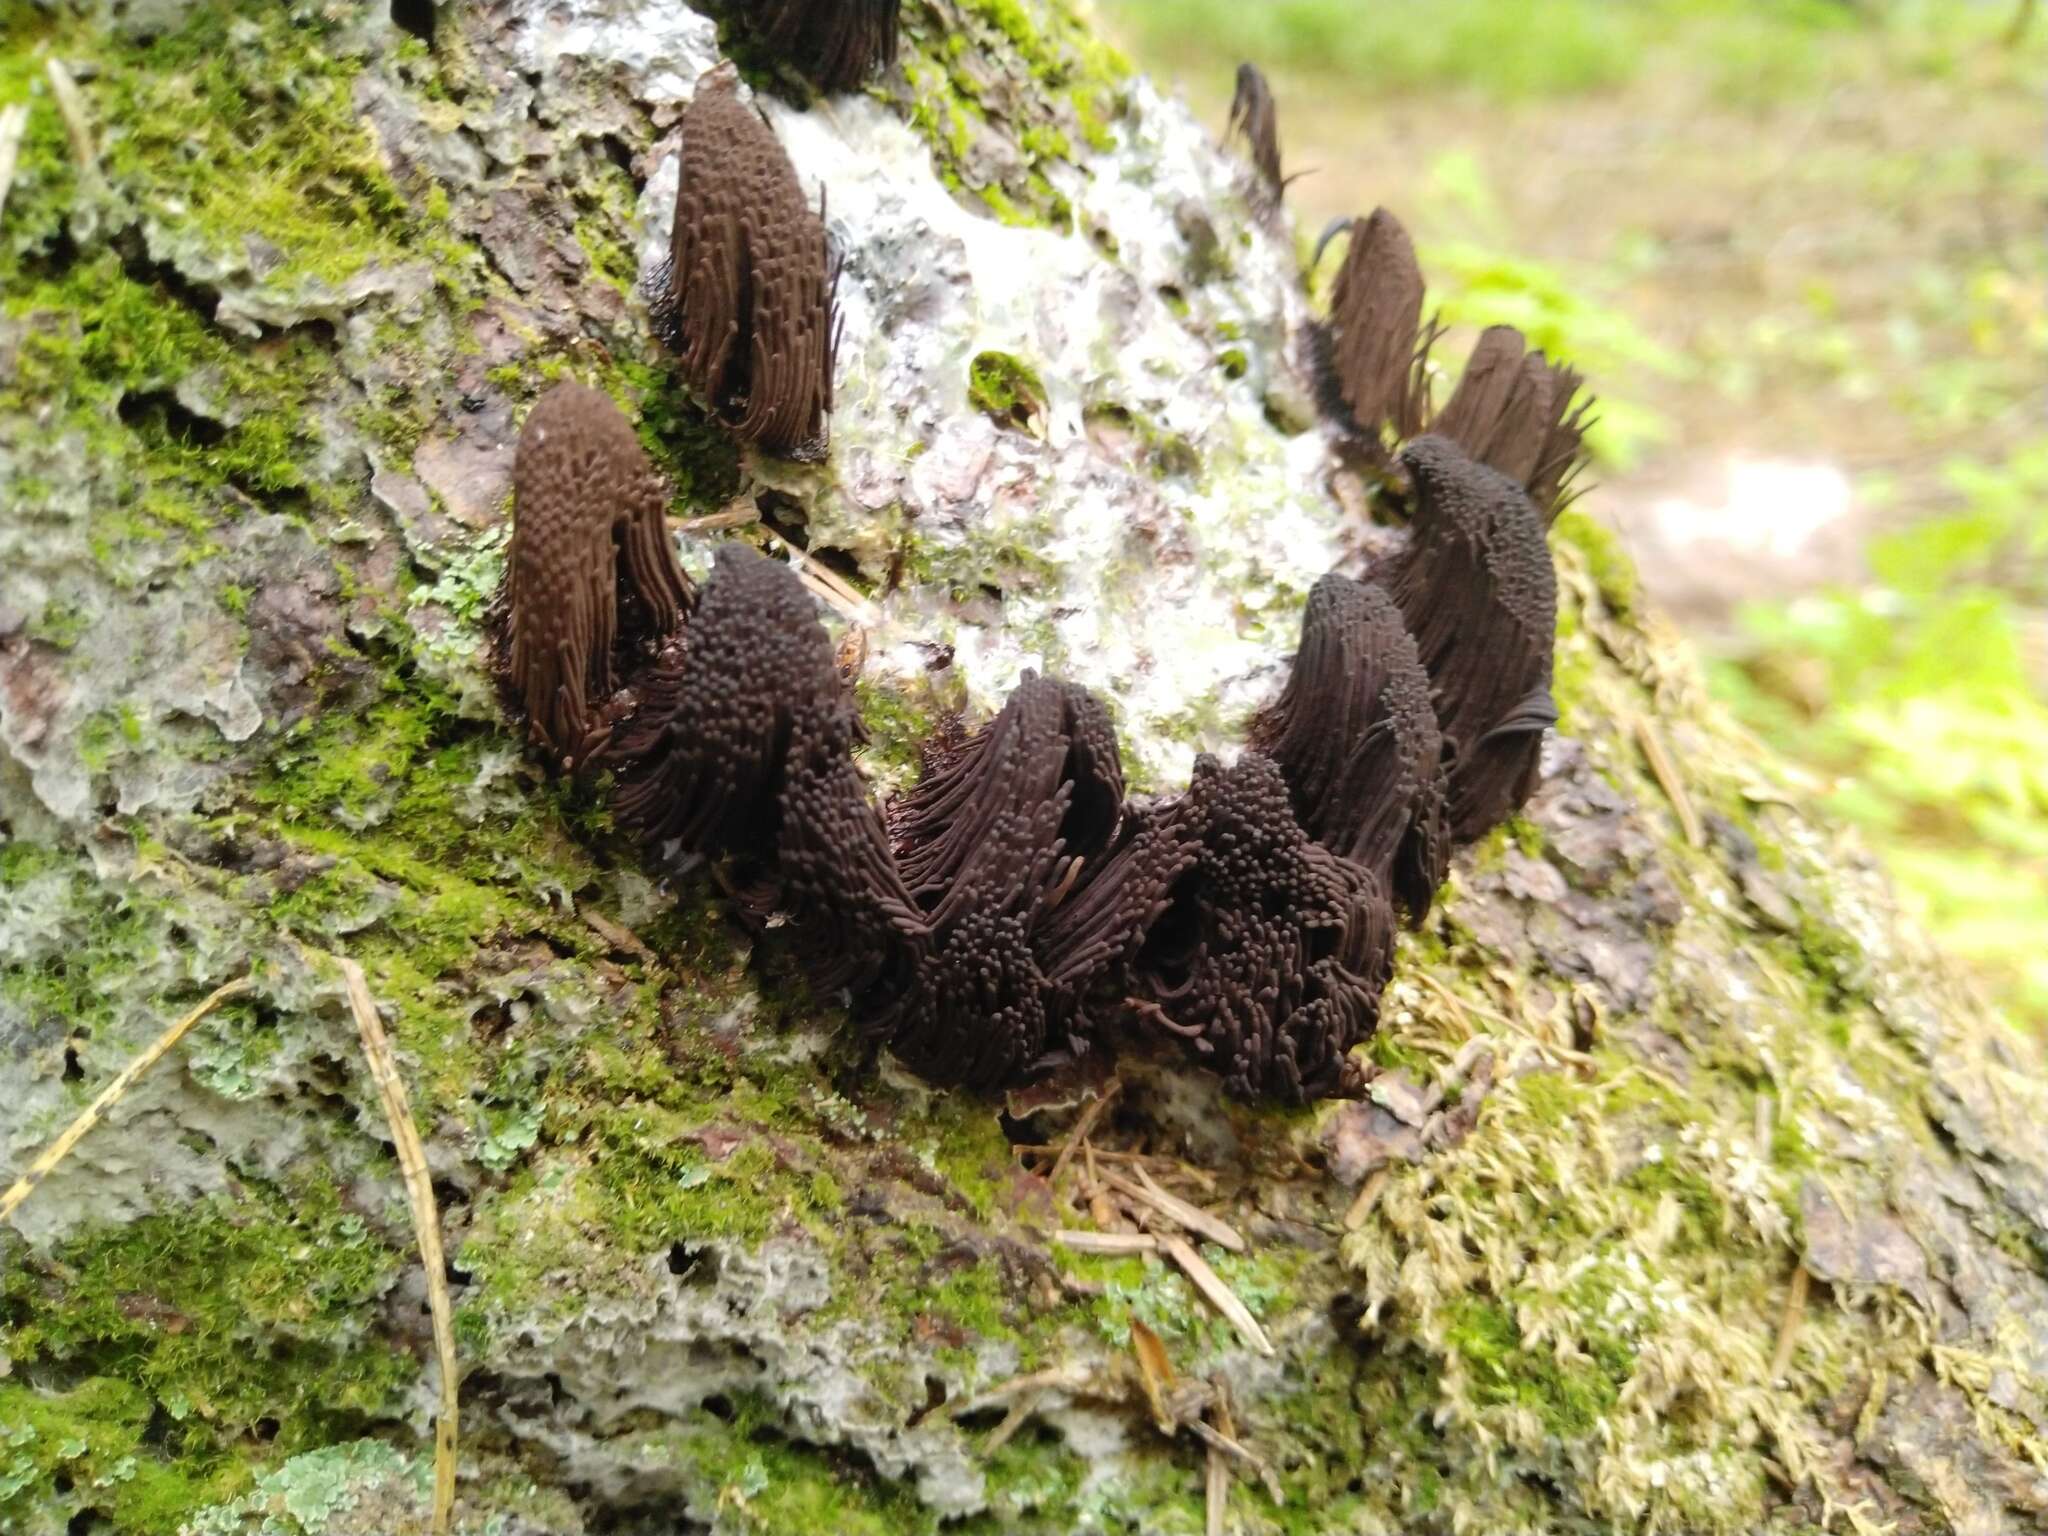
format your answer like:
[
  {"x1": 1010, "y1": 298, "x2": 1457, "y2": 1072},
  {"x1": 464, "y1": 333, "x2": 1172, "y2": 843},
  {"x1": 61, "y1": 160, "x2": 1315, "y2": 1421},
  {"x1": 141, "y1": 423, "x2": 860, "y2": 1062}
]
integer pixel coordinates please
[
  {"x1": 1315, "y1": 207, "x2": 1432, "y2": 443},
  {"x1": 1226, "y1": 63, "x2": 1284, "y2": 196},
  {"x1": 1251, "y1": 573, "x2": 1449, "y2": 923},
  {"x1": 1127, "y1": 754, "x2": 1395, "y2": 1103},
  {"x1": 1433, "y1": 328, "x2": 1596, "y2": 520},
  {"x1": 1526, "y1": 358, "x2": 1595, "y2": 525},
  {"x1": 664, "y1": 65, "x2": 839, "y2": 461},
  {"x1": 612, "y1": 544, "x2": 930, "y2": 1017},
  {"x1": 500, "y1": 381, "x2": 693, "y2": 772},
  {"x1": 731, "y1": 0, "x2": 901, "y2": 93},
  {"x1": 1383, "y1": 435, "x2": 1559, "y2": 842},
  {"x1": 881, "y1": 674, "x2": 1132, "y2": 1086}
]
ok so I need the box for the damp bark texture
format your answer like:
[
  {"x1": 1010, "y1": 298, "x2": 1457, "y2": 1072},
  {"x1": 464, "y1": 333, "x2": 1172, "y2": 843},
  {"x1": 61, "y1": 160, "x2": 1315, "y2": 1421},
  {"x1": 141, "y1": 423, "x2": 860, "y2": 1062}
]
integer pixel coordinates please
[{"x1": 3, "y1": 4, "x2": 2046, "y2": 1536}]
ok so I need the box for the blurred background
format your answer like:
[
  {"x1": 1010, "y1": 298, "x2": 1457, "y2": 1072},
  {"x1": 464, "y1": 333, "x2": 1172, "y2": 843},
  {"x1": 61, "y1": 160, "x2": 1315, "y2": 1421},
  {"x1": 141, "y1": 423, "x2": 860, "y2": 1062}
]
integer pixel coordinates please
[{"x1": 1099, "y1": 0, "x2": 2048, "y2": 1035}]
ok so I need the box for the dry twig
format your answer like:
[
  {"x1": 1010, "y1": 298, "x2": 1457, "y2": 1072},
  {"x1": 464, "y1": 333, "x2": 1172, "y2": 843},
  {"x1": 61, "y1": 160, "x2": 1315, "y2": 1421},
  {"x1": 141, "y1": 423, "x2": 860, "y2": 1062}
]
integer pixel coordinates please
[
  {"x1": 337, "y1": 957, "x2": 459, "y2": 1536},
  {"x1": 1109, "y1": 1168, "x2": 1246, "y2": 1253},
  {"x1": 1634, "y1": 712, "x2": 1704, "y2": 849},
  {"x1": 1, "y1": 976, "x2": 254, "y2": 1226},
  {"x1": 1046, "y1": 1079, "x2": 1121, "y2": 1189},
  {"x1": 45, "y1": 58, "x2": 95, "y2": 169},
  {"x1": 1162, "y1": 1235, "x2": 1273, "y2": 1356},
  {"x1": 0, "y1": 103, "x2": 30, "y2": 230}
]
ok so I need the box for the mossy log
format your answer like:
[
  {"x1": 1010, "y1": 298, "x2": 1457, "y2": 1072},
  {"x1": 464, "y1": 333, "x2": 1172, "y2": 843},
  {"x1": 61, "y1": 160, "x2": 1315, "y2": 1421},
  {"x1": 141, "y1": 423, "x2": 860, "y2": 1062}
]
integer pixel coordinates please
[{"x1": 3, "y1": 3, "x2": 2046, "y2": 1533}]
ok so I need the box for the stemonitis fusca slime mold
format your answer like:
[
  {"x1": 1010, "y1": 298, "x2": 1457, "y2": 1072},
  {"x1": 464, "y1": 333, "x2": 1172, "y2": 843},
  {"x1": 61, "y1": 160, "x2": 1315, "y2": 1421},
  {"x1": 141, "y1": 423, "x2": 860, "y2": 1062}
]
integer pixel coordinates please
[{"x1": 494, "y1": 64, "x2": 1584, "y2": 1106}]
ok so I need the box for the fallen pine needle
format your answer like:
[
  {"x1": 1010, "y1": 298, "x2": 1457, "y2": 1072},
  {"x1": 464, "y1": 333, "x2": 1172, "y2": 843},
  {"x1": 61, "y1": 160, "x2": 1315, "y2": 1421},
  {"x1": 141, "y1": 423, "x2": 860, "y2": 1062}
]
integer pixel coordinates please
[
  {"x1": 984, "y1": 1388, "x2": 1042, "y2": 1453},
  {"x1": 46, "y1": 58, "x2": 96, "y2": 171},
  {"x1": 0, "y1": 103, "x2": 29, "y2": 230},
  {"x1": 1188, "y1": 1417, "x2": 1284, "y2": 1504},
  {"x1": 1206, "y1": 1378, "x2": 1236, "y2": 1536},
  {"x1": 949, "y1": 1363, "x2": 1093, "y2": 1419},
  {"x1": 671, "y1": 504, "x2": 761, "y2": 534},
  {"x1": 1634, "y1": 712, "x2": 1704, "y2": 849},
  {"x1": 1, "y1": 976, "x2": 254, "y2": 1226},
  {"x1": 338, "y1": 956, "x2": 459, "y2": 1536},
  {"x1": 1342, "y1": 1168, "x2": 1389, "y2": 1232},
  {"x1": 1046, "y1": 1079, "x2": 1121, "y2": 1189},
  {"x1": 581, "y1": 909, "x2": 658, "y2": 966},
  {"x1": 1055, "y1": 1230, "x2": 1159, "y2": 1255},
  {"x1": 1110, "y1": 1168, "x2": 1246, "y2": 1254},
  {"x1": 1162, "y1": 1235, "x2": 1273, "y2": 1356},
  {"x1": 1771, "y1": 1264, "x2": 1811, "y2": 1383}
]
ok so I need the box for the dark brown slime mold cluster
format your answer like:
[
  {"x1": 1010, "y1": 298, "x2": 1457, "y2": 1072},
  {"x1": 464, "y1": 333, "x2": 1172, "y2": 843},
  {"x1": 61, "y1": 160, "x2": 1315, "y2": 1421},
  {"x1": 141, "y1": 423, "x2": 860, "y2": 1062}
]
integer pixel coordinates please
[
  {"x1": 494, "y1": 60, "x2": 1585, "y2": 1106},
  {"x1": 720, "y1": 0, "x2": 902, "y2": 93},
  {"x1": 658, "y1": 64, "x2": 839, "y2": 462},
  {"x1": 1314, "y1": 205, "x2": 1594, "y2": 520}
]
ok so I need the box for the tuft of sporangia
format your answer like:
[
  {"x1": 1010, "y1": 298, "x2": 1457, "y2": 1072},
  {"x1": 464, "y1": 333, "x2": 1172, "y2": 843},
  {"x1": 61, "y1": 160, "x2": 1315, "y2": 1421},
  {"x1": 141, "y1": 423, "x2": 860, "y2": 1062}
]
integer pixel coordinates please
[
  {"x1": 728, "y1": 0, "x2": 901, "y2": 93},
  {"x1": 1433, "y1": 326, "x2": 1596, "y2": 521},
  {"x1": 1251, "y1": 573, "x2": 1450, "y2": 924},
  {"x1": 498, "y1": 381, "x2": 694, "y2": 773},
  {"x1": 1382, "y1": 434, "x2": 1559, "y2": 843},
  {"x1": 663, "y1": 65, "x2": 840, "y2": 462},
  {"x1": 1314, "y1": 207, "x2": 1433, "y2": 443},
  {"x1": 1126, "y1": 754, "x2": 1396, "y2": 1104},
  {"x1": 1226, "y1": 63, "x2": 1285, "y2": 198}
]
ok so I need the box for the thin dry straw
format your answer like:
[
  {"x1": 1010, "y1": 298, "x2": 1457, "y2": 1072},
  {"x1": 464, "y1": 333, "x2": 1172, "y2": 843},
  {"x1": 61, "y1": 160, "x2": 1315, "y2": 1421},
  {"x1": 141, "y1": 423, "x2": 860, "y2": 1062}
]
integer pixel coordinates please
[
  {"x1": 336, "y1": 954, "x2": 459, "y2": 1536},
  {"x1": 0, "y1": 975, "x2": 254, "y2": 1225}
]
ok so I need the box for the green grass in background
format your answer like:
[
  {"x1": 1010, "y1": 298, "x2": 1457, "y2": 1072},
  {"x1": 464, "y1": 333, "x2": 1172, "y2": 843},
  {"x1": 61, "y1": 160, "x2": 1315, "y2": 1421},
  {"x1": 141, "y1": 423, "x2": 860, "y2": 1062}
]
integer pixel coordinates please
[{"x1": 1101, "y1": 0, "x2": 2022, "y2": 103}]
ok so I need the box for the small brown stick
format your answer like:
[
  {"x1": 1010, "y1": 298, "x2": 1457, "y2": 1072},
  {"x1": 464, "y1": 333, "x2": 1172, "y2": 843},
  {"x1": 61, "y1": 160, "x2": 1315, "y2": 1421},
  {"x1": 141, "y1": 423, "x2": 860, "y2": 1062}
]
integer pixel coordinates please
[
  {"x1": 1055, "y1": 1230, "x2": 1160, "y2": 1255},
  {"x1": 1206, "y1": 1379, "x2": 1235, "y2": 1536},
  {"x1": 1634, "y1": 713, "x2": 1704, "y2": 849},
  {"x1": 0, "y1": 103, "x2": 30, "y2": 229},
  {"x1": 767, "y1": 533, "x2": 871, "y2": 620},
  {"x1": 1187, "y1": 1418, "x2": 1283, "y2": 1503},
  {"x1": 1046, "y1": 1079, "x2": 1121, "y2": 1190},
  {"x1": 949, "y1": 1363, "x2": 1093, "y2": 1419},
  {"x1": 984, "y1": 1388, "x2": 1043, "y2": 1453},
  {"x1": 581, "y1": 909, "x2": 659, "y2": 966},
  {"x1": 338, "y1": 957, "x2": 459, "y2": 1536},
  {"x1": 1, "y1": 976, "x2": 254, "y2": 1226},
  {"x1": 672, "y1": 504, "x2": 762, "y2": 534},
  {"x1": 1162, "y1": 1235, "x2": 1273, "y2": 1356},
  {"x1": 1109, "y1": 1168, "x2": 1246, "y2": 1254},
  {"x1": 1342, "y1": 1168, "x2": 1390, "y2": 1232},
  {"x1": 1771, "y1": 1264, "x2": 1811, "y2": 1383},
  {"x1": 44, "y1": 58, "x2": 95, "y2": 169}
]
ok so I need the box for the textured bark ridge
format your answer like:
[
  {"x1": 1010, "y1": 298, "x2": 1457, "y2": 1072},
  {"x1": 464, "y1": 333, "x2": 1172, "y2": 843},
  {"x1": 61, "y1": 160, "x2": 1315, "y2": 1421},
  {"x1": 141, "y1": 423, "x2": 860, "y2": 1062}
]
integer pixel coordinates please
[{"x1": 3, "y1": 4, "x2": 2046, "y2": 1536}]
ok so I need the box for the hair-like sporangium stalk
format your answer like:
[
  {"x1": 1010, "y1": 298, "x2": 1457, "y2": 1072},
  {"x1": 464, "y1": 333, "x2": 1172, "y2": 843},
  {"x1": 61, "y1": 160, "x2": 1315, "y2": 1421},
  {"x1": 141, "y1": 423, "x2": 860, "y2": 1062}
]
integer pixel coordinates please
[
  {"x1": 1526, "y1": 357, "x2": 1595, "y2": 525},
  {"x1": 500, "y1": 382, "x2": 693, "y2": 771},
  {"x1": 1226, "y1": 63, "x2": 1284, "y2": 196},
  {"x1": 1315, "y1": 207, "x2": 1431, "y2": 443},
  {"x1": 733, "y1": 0, "x2": 901, "y2": 93},
  {"x1": 1251, "y1": 573, "x2": 1449, "y2": 923},
  {"x1": 664, "y1": 65, "x2": 838, "y2": 461},
  {"x1": 1383, "y1": 434, "x2": 1559, "y2": 842}
]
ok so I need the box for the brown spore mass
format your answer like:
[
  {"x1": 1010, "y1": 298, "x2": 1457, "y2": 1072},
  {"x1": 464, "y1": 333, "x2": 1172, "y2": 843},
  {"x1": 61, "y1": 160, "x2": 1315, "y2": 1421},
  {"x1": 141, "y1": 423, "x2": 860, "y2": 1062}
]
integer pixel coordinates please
[
  {"x1": 500, "y1": 382, "x2": 693, "y2": 771},
  {"x1": 665, "y1": 66, "x2": 839, "y2": 461}
]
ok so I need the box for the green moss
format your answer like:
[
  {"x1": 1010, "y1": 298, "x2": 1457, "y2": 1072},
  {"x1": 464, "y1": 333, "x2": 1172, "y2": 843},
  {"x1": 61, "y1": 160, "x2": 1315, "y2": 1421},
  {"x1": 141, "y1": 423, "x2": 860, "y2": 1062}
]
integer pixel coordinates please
[
  {"x1": 0, "y1": 1377, "x2": 251, "y2": 1535},
  {"x1": 967, "y1": 350, "x2": 1048, "y2": 429},
  {"x1": 1, "y1": 1179, "x2": 414, "y2": 1530},
  {"x1": 1552, "y1": 507, "x2": 1639, "y2": 617},
  {"x1": 894, "y1": 0, "x2": 1128, "y2": 228}
]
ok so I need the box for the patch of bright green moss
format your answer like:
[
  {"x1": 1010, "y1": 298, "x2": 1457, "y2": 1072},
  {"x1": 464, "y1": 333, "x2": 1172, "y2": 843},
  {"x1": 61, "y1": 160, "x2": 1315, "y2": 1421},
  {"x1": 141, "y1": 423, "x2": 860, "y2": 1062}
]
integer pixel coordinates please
[
  {"x1": 967, "y1": 349, "x2": 1048, "y2": 429},
  {"x1": 1, "y1": 1178, "x2": 413, "y2": 1528}
]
